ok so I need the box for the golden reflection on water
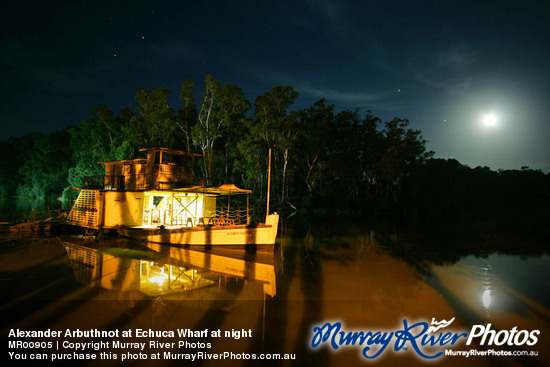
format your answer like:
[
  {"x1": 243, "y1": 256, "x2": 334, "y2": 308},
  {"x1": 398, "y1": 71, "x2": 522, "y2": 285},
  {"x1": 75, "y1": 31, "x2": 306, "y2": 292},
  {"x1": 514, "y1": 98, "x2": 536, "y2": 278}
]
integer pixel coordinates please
[
  {"x1": 1, "y1": 233, "x2": 549, "y2": 366},
  {"x1": 61, "y1": 238, "x2": 277, "y2": 301}
]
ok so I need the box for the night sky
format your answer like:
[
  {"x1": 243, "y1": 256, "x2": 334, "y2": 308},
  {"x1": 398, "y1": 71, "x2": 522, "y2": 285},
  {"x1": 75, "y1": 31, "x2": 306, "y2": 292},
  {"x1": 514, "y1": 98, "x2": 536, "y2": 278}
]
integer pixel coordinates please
[{"x1": 2, "y1": 1, "x2": 549, "y2": 171}]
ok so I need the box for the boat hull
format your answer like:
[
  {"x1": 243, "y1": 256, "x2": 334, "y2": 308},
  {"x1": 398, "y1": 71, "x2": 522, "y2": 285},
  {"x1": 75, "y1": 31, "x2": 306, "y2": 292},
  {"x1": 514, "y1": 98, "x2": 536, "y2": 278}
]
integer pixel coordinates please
[{"x1": 118, "y1": 214, "x2": 279, "y2": 246}]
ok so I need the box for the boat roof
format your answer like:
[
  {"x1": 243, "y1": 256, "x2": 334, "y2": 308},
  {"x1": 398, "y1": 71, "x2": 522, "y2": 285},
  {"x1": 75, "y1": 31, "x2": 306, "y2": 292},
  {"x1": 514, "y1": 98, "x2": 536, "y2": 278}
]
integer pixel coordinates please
[
  {"x1": 70, "y1": 184, "x2": 253, "y2": 194},
  {"x1": 98, "y1": 147, "x2": 202, "y2": 165},
  {"x1": 140, "y1": 147, "x2": 202, "y2": 157},
  {"x1": 97, "y1": 158, "x2": 147, "y2": 165},
  {"x1": 174, "y1": 184, "x2": 252, "y2": 195}
]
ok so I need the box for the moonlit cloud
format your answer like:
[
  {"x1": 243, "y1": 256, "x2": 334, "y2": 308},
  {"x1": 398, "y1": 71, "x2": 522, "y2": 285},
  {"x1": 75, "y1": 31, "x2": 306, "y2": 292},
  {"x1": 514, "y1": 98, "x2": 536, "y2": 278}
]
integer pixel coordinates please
[
  {"x1": 413, "y1": 69, "x2": 474, "y2": 96},
  {"x1": 310, "y1": 0, "x2": 353, "y2": 41},
  {"x1": 436, "y1": 45, "x2": 478, "y2": 70},
  {"x1": 297, "y1": 84, "x2": 408, "y2": 111},
  {"x1": 298, "y1": 85, "x2": 389, "y2": 103},
  {"x1": 406, "y1": 45, "x2": 479, "y2": 96}
]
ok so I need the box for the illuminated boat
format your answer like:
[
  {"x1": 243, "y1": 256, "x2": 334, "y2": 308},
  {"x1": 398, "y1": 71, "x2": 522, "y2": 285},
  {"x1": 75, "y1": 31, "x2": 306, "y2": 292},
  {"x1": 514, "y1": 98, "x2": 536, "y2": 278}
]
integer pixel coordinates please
[{"x1": 66, "y1": 147, "x2": 279, "y2": 246}]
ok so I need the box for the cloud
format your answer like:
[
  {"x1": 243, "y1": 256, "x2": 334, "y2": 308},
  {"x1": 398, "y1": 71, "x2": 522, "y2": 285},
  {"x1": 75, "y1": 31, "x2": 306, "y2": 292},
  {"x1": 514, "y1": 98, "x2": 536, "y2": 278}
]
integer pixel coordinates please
[
  {"x1": 297, "y1": 84, "x2": 409, "y2": 111},
  {"x1": 242, "y1": 62, "x2": 409, "y2": 112},
  {"x1": 298, "y1": 84, "x2": 386, "y2": 103},
  {"x1": 436, "y1": 44, "x2": 478, "y2": 70},
  {"x1": 311, "y1": 0, "x2": 353, "y2": 41},
  {"x1": 408, "y1": 44, "x2": 479, "y2": 96}
]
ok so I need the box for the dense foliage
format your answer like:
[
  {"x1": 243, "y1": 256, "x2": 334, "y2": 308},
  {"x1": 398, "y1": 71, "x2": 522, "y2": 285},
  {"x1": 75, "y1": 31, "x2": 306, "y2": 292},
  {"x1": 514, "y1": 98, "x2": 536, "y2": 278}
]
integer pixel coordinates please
[{"x1": 1, "y1": 75, "x2": 548, "y2": 234}]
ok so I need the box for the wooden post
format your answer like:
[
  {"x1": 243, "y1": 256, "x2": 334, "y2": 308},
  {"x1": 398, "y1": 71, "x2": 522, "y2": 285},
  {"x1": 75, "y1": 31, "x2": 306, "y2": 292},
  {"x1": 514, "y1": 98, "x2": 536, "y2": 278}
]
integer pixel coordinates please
[
  {"x1": 170, "y1": 195, "x2": 174, "y2": 225},
  {"x1": 247, "y1": 194, "x2": 250, "y2": 225},
  {"x1": 266, "y1": 148, "x2": 271, "y2": 218}
]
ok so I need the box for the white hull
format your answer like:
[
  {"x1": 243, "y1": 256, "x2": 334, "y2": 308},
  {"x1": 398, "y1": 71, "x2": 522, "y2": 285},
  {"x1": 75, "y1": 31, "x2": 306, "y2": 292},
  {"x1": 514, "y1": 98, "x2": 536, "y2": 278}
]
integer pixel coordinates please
[{"x1": 118, "y1": 213, "x2": 279, "y2": 246}]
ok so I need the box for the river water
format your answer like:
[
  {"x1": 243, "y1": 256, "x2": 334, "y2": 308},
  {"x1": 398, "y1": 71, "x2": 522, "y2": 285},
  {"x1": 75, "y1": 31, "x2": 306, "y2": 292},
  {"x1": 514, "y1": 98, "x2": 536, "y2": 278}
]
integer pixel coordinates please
[{"x1": 1, "y1": 201, "x2": 549, "y2": 366}]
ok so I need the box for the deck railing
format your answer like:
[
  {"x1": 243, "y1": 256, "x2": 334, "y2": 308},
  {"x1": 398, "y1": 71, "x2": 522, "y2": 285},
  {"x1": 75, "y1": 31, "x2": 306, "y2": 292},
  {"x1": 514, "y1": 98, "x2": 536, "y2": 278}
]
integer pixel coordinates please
[
  {"x1": 82, "y1": 174, "x2": 197, "y2": 191},
  {"x1": 146, "y1": 207, "x2": 254, "y2": 227},
  {"x1": 205, "y1": 207, "x2": 254, "y2": 226},
  {"x1": 82, "y1": 175, "x2": 107, "y2": 189}
]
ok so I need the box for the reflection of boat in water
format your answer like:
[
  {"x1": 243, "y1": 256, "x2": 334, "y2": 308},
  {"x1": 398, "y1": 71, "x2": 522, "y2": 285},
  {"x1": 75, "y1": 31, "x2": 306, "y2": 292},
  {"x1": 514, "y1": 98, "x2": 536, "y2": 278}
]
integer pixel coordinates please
[
  {"x1": 144, "y1": 242, "x2": 276, "y2": 297},
  {"x1": 62, "y1": 239, "x2": 276, "y2": 299},
  {"x1": 66, "y1": 147, "x2": 279, "y2": 246}
]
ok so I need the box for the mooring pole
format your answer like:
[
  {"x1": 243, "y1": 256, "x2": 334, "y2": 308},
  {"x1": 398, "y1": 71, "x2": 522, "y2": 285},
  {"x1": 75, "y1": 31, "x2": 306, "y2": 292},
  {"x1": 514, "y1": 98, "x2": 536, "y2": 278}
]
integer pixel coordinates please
[
  {"x1": 247, "y1": 194, "x2": 250, "y2": 225},
  {"x1": 266, "y1": 148, "x2": 272, "y2": 218}
]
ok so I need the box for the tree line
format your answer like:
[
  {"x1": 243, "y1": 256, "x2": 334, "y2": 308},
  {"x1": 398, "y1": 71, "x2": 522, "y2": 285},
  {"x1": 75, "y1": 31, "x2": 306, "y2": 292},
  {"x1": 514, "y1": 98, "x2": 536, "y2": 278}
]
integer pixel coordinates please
[{"x1": 1, "y1": 74, "x2": 548, "y2": 235}]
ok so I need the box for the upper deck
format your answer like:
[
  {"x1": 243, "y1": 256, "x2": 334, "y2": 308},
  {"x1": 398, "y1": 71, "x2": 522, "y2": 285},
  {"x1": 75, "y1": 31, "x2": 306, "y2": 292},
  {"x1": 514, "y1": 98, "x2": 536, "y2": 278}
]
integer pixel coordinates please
[{"x1": 84, "y1": 147, "x2": 202, "y2": 191}]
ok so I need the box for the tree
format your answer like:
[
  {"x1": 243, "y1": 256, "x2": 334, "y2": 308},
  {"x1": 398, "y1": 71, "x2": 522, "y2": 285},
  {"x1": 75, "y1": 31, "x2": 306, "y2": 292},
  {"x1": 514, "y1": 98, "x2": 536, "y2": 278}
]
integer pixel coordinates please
[
  {"x1": 92, "y1": 105, "x2": 116, "y2": 144},
  {"x1": 235, "y1": 131, "x2": 268, "y2": 198},
  {"x1": 192, "y1": 74, "x2": 250, "y2": 184},
  {"x1": 326, "y1": 109, "x2": 366, "y2": 200},
  {"x1": 297, "y1": 99, "x2": 335, "y2": 194},
  {"x1": 18, "y1": 130, "x2": 73, "y2": 197},
  {"x1": 177, "y1": 79, "x2": 197, "y2": 152},
  {"x1": 134, "y1": 87, "x2": 178, "y2": 147},
  {"x1": 354, "y1": 110, "x2": 383, "y2": 199},
  {"x1": 378, "y1": 118, "x2": 433, "y2": 202},
  {"x1": 0, "y1": 136, "x2": 27, "y2": 196},
  {"x1": 251, "y1": 86, "x2": 300, "y2": 202},
  {"x1": 66, "y1": 106, "x2": 132, "y2": 200}
]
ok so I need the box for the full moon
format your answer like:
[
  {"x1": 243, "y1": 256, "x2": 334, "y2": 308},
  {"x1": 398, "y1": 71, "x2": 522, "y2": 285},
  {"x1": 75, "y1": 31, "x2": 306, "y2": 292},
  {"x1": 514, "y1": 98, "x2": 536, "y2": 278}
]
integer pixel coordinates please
[{"x1": 482, "y1": 113, "x2": 498, "y2": 127}]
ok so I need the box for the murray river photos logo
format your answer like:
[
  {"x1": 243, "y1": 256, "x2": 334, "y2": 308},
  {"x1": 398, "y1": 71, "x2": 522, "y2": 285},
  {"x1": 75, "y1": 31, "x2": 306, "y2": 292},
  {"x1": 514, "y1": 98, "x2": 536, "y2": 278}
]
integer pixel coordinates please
[{"x1": 310, "y1": 318, "x2": 540, "y2": 360}]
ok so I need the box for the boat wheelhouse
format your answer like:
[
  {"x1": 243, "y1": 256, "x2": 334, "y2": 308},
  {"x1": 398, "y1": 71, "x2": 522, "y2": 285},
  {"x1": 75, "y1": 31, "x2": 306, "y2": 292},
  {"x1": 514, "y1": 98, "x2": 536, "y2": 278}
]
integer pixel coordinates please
[{"x1": 67, "y1": 147, "x2": 279, "y2": 246}]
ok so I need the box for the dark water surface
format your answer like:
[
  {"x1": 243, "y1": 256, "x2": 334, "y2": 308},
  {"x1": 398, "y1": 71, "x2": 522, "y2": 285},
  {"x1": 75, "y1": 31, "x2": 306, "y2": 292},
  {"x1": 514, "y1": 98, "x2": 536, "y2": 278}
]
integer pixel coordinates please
[{"x1": 1, "y1": 203, "x2": 549, "y2": 366}]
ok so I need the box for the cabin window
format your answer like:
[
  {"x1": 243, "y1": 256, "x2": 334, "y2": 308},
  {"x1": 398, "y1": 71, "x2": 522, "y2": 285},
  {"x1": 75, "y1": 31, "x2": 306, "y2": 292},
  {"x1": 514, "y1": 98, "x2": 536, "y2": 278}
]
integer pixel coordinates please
[
  {"x1": 162, "y1": 154, "x2": 184, "y2": 165},
  {"x1": 153, "y1": 196, "x2": 163, "y2": 207}
]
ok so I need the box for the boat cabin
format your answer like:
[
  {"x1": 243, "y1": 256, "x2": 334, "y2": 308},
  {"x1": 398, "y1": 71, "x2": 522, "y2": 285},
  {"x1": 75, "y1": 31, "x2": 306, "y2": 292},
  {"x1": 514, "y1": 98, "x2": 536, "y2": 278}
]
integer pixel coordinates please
[{"x1": 68, "y1": 147, "x2": 252, "y2": 230}]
